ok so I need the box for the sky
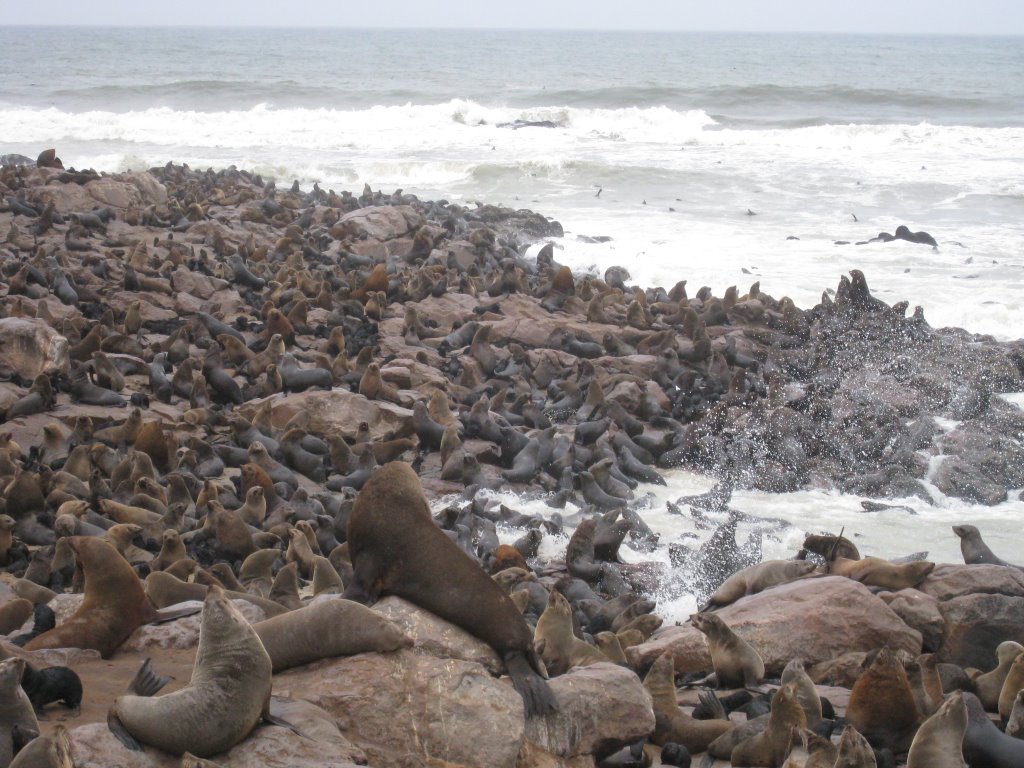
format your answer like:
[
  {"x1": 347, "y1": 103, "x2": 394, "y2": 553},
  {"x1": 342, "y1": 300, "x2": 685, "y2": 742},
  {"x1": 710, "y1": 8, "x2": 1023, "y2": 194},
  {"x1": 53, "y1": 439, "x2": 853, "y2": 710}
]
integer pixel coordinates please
[{"x1": 5, "y1": 0, "x2": 1024, "y2": 35}]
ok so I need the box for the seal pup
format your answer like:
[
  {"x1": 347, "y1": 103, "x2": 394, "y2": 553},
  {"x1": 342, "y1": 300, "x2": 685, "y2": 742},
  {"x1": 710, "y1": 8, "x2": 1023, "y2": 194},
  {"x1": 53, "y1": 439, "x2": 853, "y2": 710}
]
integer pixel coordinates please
[
  {"x1": 689, "y1": 612, "x2": 765, "y2": 688},
  {"x1": 108, "y1": 586, "x2": 278, "y2": 758},
  {"x1": 343, "y1": 462, "x2": 554, "y2": 716},
  {"x1": 906, "y1": 690, "x2": 967, "y2": 768}
]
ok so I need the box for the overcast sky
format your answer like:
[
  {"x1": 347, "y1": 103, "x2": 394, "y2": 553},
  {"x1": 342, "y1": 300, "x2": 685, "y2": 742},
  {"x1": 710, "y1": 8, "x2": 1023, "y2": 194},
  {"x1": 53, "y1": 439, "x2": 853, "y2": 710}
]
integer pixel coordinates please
[{"x1": 5, "y1": 0, "x2": 1024, "y2": 35}]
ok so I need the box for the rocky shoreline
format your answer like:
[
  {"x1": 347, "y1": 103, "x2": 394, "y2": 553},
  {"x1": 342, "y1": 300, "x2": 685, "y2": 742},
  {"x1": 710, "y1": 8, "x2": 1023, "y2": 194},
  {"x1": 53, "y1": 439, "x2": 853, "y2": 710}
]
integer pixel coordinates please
[{"x1": 1, "y1": 153, "x2": 1023, "y2": 767}]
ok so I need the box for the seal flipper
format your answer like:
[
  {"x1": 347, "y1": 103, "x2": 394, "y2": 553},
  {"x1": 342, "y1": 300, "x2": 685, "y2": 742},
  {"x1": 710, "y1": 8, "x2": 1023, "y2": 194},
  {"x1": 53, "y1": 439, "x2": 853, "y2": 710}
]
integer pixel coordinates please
[
  {"x1": 108, "y1": 710, "x2": 145, "y2": 752},
  {"x1": 262, "y1": 697, "x2": 310, "y2": 739},
  {"x1": 696, "y1": 688, "x2": 727, "y2": 720},
  {"x1": 505, "y1": 650, "x2": 555, "y2": 717},
  {"x1": 128, "y1": 657, "x2": 171, "y2": 696},
  {"x1": 152, "y1": 603, "x2": 203, "y2": 624}
]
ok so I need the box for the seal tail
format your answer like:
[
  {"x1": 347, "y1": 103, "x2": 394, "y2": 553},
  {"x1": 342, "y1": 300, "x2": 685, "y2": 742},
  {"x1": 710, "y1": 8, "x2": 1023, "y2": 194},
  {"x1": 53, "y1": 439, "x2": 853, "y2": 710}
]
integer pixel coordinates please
[
  {"x1": 127, "y1": 657, "x2": 170, "y2": 697},
  {"x1": 505, "y1": 651, "x2": 556, "y2": 718}
]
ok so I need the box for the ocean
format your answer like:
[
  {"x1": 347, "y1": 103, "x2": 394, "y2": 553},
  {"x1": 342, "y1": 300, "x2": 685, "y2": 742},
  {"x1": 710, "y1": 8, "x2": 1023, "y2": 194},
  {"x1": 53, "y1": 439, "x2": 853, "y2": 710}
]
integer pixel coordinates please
[{"x1": 2, "y1": 26, "x2": 1022, "y2": 617}]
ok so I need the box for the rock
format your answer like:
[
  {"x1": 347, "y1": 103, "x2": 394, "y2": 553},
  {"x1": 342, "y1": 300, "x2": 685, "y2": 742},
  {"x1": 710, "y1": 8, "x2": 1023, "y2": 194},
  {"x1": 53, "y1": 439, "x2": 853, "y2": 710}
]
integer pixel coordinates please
[
  {"x1": 47, "y1": 593, "x2": 84, "y2": 624},
  {"x1": 627, "y1": 577, "x2": 922, "y2": 675},
  {"x1": 275, "y1": 649, "x2": 524, "y2": 768},
  {"x1": 516, "y1": 742, "x2": 595, "y2": 768},
  {"x1": 882, "y1": 589, "x2": 945, "y2": 652},
  {"x1": 918, "y1": 564, "x2": 1024, "y2": 601},
  {"x1": 338, "y1": 205, "x2": 423, "y2": 241},
  {"x1": 122, "y1": 600, "x2": 265, "y2": 652},
  {"x1": 240, "y1": 390, "x2": 413, "y2": 443},
  {"x1": 69, "y1": 699, "x2": 366, "y2": 767},
  {"x1": 373, "y1": 596, "x2": 503, "y2": 674},
  {"x1": 935, "y1": 593, "x2": 1024, "y2": 669},
  {"x1": 931, "y1": 456, "x2": 1007, "y2": 505},
  {"x1": 170, "y1": 267, "x2": 230, "y2": 300},
  {"x1": 525, "y1": 662, "x2": 653, "y2": 757},
  {"x1": 807, "y1": 651, "x2": 869, "y2": 688},
  {"x1": 122, "y1": 172, "x2": 169, "y2": 207},
  {"x1": 85, "y1": 178, "x2": 145, "y2": 209},
  {"x1": 0, "y1": 317, "x2": 70, "y2": 377}
]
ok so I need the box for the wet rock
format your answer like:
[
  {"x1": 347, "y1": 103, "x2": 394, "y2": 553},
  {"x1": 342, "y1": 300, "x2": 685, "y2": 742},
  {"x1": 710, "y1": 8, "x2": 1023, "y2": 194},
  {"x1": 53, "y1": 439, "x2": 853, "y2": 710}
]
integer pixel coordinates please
[
  {"x1": 628, "y1": 576, "x2": 922, "y2": 675},
  {"x1": 931, "y1": 456, "x2": 1007, "y2": 505}
]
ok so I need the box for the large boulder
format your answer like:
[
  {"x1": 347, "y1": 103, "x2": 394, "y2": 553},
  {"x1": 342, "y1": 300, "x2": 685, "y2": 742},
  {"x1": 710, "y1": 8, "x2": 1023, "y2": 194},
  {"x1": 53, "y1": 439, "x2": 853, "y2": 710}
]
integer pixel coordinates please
[
  {"x1": 240, "y1": 390, "x2": 413, "y2": 443},
  {"x1": 0, "y1": 317, "x2": 69, "y2": 377},
  {"x1": 917, "y1": 564, "x2": 1024, "y2": 601},
  {"x1": 525, "y1": 663, "x2": 653, "y2": 758},
  {"x1": 338, "y1": 205, "x2": 423, "y2": 241},
  {"x1": 881, "y1": 588, "x2": 945, "y2": 652},
  {"x1": 85, "y1": 178, "x2": 145, "y2": 209},
  {"x1": 274, "y1": 649, "x2": 524, "y2": 768},
  {"x1": 627, "y1": 576, "x2": 922, "y2": 675},
  {"x1": 936, "y1": 593, "x2": 1024, "y2": 669}
]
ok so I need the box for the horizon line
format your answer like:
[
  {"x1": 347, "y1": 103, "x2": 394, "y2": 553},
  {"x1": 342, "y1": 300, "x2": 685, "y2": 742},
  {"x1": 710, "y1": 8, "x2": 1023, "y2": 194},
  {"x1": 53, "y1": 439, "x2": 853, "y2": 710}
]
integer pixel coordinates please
[{"x1": 0, "y1": 24, "x2": 1021, "y2": 37}]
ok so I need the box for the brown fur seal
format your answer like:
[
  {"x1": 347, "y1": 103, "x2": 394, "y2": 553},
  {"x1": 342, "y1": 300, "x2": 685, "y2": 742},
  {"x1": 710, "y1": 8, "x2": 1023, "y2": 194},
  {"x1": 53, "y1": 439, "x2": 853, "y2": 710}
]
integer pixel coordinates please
[
  {"x1": 642, "y1": 651, "x2": 732, "y2": 752},
  {"x1": 343, "y1": 461, "x2": 554, "y2": 716},
  {"x1": 690, "y1": 612, "x2": 765, "y2": 687},
  {"x1": 974, "y1": 641, "x2": 1023, "y2": 711},
  {"x1": 832, "y1": 725, "x2": 877, "y2": 767},
  {"x1": 252, "y1": 598, "x2": 411, "y2": 672},
  {"x1": 25, "y1": 537, "x2": 187, "y2": 657},
  {"x1": 702, "y1": 559, "x2": 817, "y2": 610},
  {"x1": 0, "y1": 657, "x2": 39, "y2": 767},
  {"x1": 829, "y1": 556, "x2": 934, "y2": 590},
  {"x1": 802, "y1": 533, "x2": 860, "y2": 561},
  {"x1": 781, "y1": 658, "x2": 822, "y2": 725},
  {"x1": 846, "y1": 646, "x2": 920, "y2": 752},
  {"x1": 7, "y1": 724, "x2": 72, "y2": 768},
  {"x1": 0, "y1": 597, "x2": 33, "y2": 634},
  {"x1": 730, "y1": 681, "x2": 807, "y2": 767},
  {"x1": 108, "y1": 586, "x2": 276, "y2": 758},
  {"x1": 534, "y1": 589, "x2": 608, "y2": 676},
  {"x1": 144, "y1": 570, "x2": 288, "y2": 618},
  {"x1": 999, "y1": 651, "x2": 1024, "y2": 719},
  {"x1": 906, "y1": 690, "x2": 967, "y2": 768}
]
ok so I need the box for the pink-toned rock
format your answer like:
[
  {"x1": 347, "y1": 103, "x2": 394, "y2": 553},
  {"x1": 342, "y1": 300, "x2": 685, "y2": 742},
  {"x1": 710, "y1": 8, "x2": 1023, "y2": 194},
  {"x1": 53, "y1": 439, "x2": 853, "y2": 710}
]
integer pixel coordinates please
[
  {"x1": 525, "y1": 662, "x2": 653, "y2": 757},
  {"x1": 627, "y1": 576, "x2": 922, "y2": 675},
  {"x1": 170, "y1": 266, "x2": 230, "y2": 300},
  {"x1": 881, "y1": 588, "x2": 945, "y2": 652},
  {"x1": 0, "y1": 317, "x2": 69, "y2": 377},
  {"x1": 85, "y1": 178, "x2": 145, "y2": 210},
  {"x1": 274, "y1": 649, "x2": 524, "y2": 768},
  {"x1": 241, "y1": 390, "x2": 413, "y2": 443},
  {"x1": 373, "y1": 596, "x2": 503, "y2": 674},
  {"x1": 338, "y1": 205, "x2": 423, "y2": 241},
  {"x1": 122, "y1": 172, "x2": 169, "y2": 206},
  {"x1": 917, "y1": 563, "x2": 1024, "y2": 601}
]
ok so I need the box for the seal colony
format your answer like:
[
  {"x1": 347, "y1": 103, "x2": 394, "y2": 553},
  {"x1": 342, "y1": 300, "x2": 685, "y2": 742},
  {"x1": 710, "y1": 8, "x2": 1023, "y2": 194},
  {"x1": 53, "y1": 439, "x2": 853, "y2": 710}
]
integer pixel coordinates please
[{"x1": 0, "y1": 152, "x2": 1023, "y2": 764}]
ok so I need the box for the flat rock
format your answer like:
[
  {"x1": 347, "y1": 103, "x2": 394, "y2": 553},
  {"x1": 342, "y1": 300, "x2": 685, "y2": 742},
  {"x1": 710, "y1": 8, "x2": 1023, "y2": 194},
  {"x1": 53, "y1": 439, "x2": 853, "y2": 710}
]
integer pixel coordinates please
[
  {"x1": 627, "y1": 576, "x2": 922, "y2": 675},
  {"x1": 918, "y1": 564, "x2": 1024, "y2": 601}
]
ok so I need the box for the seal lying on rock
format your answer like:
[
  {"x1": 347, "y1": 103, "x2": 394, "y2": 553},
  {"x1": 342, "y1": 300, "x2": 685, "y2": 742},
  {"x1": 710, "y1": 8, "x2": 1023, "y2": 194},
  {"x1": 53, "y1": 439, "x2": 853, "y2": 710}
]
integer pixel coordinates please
[{"x1": 343, "y1": 461, "x2": 554, "y2": 716}]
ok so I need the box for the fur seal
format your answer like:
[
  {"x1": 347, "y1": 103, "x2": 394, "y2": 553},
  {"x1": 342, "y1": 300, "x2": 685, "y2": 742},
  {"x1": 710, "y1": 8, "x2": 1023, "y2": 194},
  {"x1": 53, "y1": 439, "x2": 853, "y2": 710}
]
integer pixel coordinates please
[
  {"x1": 26, "y1": 537, "x2": 193, "y2": 657},
  {"x1": 534, "y1": 589, "x2": 608, "y2": 676},
  {"x1": 1007, "y1": 689, "x2": 1024, "y2": 739},
  {"x1": 998, "y1": 650, "x2": 1024, "y2": 719},
  {"x1": 7, "y1": 724, "x2": 72, "y2": 768},
  {"x1": 730, "y1": 682, "x2": 807, "y2": 767},
  {"x1": 689, "y1": 612, "x2": 765, "y2": 688},
  {"x1": 252, "y1": 598, "x2": 411, "y2": 672},
  {"x1": 832, "y1": 725, "x2": 877, "y2": 767},
  {"x1": 846, "y1": 646, "x2": 920, "y2": 752},
  {"x1": 906, "y1": 690, "x2": 967, "y2": 768},
  {"x1": 108, "y1": 585, "x2": 276, "y2": 758},
  {"x1": 642, "y1": 652, "x2": 732, "y2": 752},
  {"x1": 343, "y1": 462, "x2": 554, "y2": 716},
  {"x1": 973, "y1": 640, "x2": 1023, "y2": 711},
  {"x1": 953, "y1": 525, "x2": 1022, "y2": 569},
  {"x1": 962, "y1": 691, "x2": 1024, "y2": 768},
  {"x1": 0, "y1": 657, "x2": 39, "y2": 767},
  {"x1": 0, "y1": 598, "x2": 33, "y2": 635},
  {"x1": 702, "y1": 559, "x2": 817, "y2": 610},
  {"x1": 829, "y1": 556, "x2": 934, "y2": 590}
]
